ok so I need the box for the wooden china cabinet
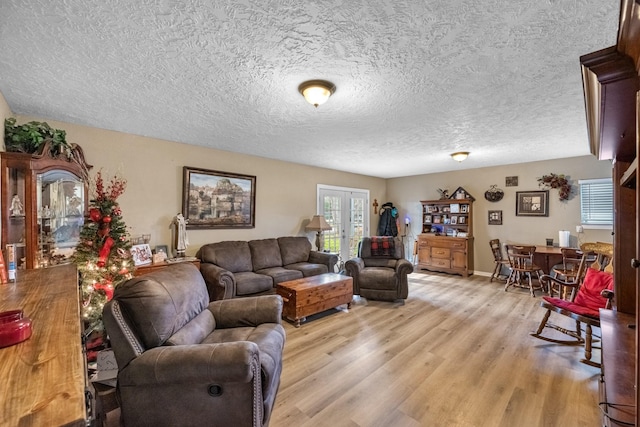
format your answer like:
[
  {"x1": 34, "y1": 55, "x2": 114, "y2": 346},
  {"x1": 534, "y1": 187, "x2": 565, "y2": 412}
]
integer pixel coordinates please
[
  {"x1": 1, "y1": 151, "x2": 90, "y2": 270},
  {"x1": 580, "y1": 1, "x2": 640, "y2": 424},
  {"x1": 417, "y1": 187, "x2": 474, "y2": 277}
]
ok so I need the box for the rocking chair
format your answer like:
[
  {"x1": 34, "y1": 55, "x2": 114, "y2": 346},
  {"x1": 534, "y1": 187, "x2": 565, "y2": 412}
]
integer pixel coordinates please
[{"x1": 530, "y1": 242, "x2": 614, "y2": 367}]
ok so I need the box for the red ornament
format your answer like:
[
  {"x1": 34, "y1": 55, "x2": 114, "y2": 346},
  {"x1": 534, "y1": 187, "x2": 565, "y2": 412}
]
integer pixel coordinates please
[
  {"x1": 89, "y1": 208, "x2": 102, "y2": 222},
  {"x1": 102, "y1": 215, "x2": 112, "y2": 223},
  {"x1": 98, "y1": 226, "x2": 111, "y2": 238}
]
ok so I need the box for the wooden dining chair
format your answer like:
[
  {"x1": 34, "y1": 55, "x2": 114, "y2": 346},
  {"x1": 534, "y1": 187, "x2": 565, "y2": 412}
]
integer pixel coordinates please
[
  {"x1": 504, "y1": 244, "x2": 545, "y2": 297},
  {"x1": 531, "y1": 242, "x2": 614, "y2": 367},
  {"x1": 489, "y1": 239, "x2": 510, "y2": 282}
]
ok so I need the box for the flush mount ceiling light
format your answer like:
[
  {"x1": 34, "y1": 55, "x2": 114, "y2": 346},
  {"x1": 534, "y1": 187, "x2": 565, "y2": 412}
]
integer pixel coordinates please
[
  {"x1": 298, "y1": 80, "x2": 336, "y2": 107},
  {"x1": 451, "y1": 151, "x2": 470, "y2": 162}
]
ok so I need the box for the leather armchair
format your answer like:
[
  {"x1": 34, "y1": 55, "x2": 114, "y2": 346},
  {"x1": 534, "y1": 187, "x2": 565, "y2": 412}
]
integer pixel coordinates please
[
  {"x1": 345, "y1": 237, "x2": 413, "y2": 301},
  {"x1": 103, "y1": 263, "x2": 285, "y2": 427}
]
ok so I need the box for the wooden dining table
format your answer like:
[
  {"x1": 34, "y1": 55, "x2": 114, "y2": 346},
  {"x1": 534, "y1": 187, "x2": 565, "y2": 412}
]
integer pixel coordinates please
[{"x1": 533, "y1": 245, "x2": 573, "y2": 274}]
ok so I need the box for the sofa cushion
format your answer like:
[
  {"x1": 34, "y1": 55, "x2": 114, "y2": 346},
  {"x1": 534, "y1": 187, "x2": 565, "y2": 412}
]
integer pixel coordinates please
[
  {"x1": 249, "y1": 238, "x2": 283, "y2": 271},
  {"x1": 359, "y1": 267, "x2": 398, "y2": 290},
  {"x1": 198, "y1": 241, "x2": 253, "y2": 273},
  {"x1": 112, "y1": 263, "x2": 209, "y2": 349},
  {"x1": 256, "y1": 266, "x2": 303, "y2": 284},
  {"x1": 234, "y1": 271, "x2": 274, "y2": 296},
  {"x1": 285, "y1": 262, "x2": 328, "y2": 277},
  {"x1": 278, "y1": 236, "x2": 311, "y2": 265}
]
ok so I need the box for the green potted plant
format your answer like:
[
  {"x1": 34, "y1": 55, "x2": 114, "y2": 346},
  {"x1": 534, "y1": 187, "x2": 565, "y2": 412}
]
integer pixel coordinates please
[{"x1": 4, "y1": 117, "x2": 74, "y2": 159}]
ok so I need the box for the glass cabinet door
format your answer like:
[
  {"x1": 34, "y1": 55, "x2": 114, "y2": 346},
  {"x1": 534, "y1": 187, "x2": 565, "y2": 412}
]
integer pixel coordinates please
[
  {"x1": 36, "y1": 170, "x2": 85, "y2": 268},
  {"x1": 6, "y1": 167, "x2": 27, "y2": 270}
]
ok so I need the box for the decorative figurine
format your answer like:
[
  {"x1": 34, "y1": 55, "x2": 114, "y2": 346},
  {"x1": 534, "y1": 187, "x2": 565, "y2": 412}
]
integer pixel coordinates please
[
  {"x1": 10, "y1": 195, "x2": 23, "y2": 216},
  {"x1": 172, "y1": 213, "x2": 189, "y2": 257}
]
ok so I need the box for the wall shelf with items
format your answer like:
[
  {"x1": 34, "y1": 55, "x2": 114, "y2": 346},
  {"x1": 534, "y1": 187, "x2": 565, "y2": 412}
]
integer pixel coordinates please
[
  {"x1": 1, "y1": 151, "x2": 91, "y2": 270},
  {"x1": 421, "y1": 198, "x2": 473, "y2": 238},
  {"x1": 418, "y1": 195, "x2": 474, "y2": 277}
]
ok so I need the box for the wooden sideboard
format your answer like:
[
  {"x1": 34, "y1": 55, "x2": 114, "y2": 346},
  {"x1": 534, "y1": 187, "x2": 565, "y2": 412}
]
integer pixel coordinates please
[
  {"x1": 0, "y1": 264, "x2": 88, "y2": 426},
  {"x1": 416, "y1": 234, "x2": 474, "y2": 277}
]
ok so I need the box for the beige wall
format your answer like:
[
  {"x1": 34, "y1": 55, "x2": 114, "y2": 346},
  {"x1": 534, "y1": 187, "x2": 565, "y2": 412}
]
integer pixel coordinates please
[
  {"x1": 387, "y1": 155, "x2": 613, "y2": 275},
  {"x1": 16, "y1": 114, "x2": 387, "y2": 256},
  {"x1": 8, "y1": 105, "x2": 612, "y2": 275}
]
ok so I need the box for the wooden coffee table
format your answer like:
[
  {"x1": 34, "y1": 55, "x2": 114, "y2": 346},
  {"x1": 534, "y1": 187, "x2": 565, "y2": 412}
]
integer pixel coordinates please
[{"x1": 276, "y1": 273, "x2": 353, "y2": 327}]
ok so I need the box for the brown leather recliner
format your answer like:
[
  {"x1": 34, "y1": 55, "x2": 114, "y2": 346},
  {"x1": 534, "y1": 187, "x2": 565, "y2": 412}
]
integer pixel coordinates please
[
  {"x1": 102, "y1": 263, "x2": 285, "y2": 427},
  {"x1": 345, "y1": 237, "x2": 413, "y2": 302}
]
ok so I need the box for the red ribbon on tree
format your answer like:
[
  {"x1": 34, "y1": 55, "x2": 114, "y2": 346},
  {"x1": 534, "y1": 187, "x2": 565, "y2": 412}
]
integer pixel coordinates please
[
  {"x1": 97, "y1": 236, "x2": 115, "y2": 268},
  {"x1": 94, "y1": 280, "x2": 114, "y2": 300}
]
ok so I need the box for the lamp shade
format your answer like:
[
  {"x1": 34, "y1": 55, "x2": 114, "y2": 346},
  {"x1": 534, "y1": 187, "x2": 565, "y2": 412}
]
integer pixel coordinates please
[{"x1": 306, "y1": 215, "x2": 332, "y2": 231}]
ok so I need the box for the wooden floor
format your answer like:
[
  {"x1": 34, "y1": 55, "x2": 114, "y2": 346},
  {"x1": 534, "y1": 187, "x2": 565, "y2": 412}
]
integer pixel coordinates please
[
  {"x1": 102, "y1": 271, "x2": 602, "y2": 426},
  {"x1": 270, "y1": 271, "x2": 601, "y2": 427}
]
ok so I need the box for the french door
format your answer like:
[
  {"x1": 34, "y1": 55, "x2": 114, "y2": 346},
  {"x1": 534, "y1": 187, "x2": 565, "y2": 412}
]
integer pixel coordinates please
[{"x1": 317, "y1": 185, "x2": 369, "y2": 270}]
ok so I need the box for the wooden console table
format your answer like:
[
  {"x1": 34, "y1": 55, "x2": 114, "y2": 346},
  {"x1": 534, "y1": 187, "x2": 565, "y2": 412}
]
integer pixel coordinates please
[
  {"x1": 134, "y1": 258, "x2": 200, "y2": 276},
  {"x1": 599, "y1": 309, "x2": 636, "y2": 426},
  {"x1": 0, "y1": 264, "x2": 88, "y2": 426}
]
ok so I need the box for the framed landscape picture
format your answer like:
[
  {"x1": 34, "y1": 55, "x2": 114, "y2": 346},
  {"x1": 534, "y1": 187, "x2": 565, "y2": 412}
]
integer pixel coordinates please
[
  {"x1": 516, "y1": 191, "x2": 549, "y2": 217},
  {"x1": 182, "y1": 166, "x2": 256, "y2": 229}
]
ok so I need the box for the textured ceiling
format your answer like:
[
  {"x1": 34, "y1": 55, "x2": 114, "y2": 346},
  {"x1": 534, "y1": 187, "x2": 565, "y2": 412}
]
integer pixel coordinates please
[{"x1": 0, "y1": 1, "x2": 619, "y2": 178}]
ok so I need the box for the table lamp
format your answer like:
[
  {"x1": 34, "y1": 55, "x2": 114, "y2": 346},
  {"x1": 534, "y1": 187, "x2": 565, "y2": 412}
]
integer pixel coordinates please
[{"x1": 306, "y1": 215, "x2": 332, "y2": 251}]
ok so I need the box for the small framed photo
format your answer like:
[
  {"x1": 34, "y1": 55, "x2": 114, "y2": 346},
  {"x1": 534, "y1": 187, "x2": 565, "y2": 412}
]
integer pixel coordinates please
[
  {"x1": 424, "y1": 215, "x2": 432, "y2": 223},
  {"x1": 450, "y1": 216, "x2": 457, "y2": 225},
  {"x1": 460, "y1": 204, "x2": 469, "y2": 213},
  {"x1": 433, "y1": 216, "x2": 441, "y2": 224},
  {"x1": 155, "y1": 245, "x2": 168, "y2": 255},
  {"x1": 450, "y1": 203, "x2": 460, "y2": 213},
  {"x1": 131, "y1": 244, "x2": 153, "y2": 266},
  {"x1": 516, "y1": 191, "x2": 549, "y2": 217},
  {"x1": 506, "y1": 176, "x2": 518, "y2": 187},
  {"x1": 488, "y1": 210, "x2": 503, "y2": 225},
  {"x1": 458, "y1": 216, "x2": 466, "y2": 224}
]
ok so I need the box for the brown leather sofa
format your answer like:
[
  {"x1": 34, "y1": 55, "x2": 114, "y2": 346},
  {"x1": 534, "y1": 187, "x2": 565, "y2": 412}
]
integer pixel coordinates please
[
  {"x1": 103, "y1": 263, "x2": 285, "y2": 427},
  {"x1": 197, "y1": 236, "x2": 338, "y2": 300},
  {"x1": 345, "y1": 237, "x2": 413, "y2": 302}
]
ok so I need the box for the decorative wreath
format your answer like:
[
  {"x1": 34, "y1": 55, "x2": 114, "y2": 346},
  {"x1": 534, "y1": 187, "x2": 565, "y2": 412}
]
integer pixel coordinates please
[{"x1": 538, "y1": 173, "x2": 572, "y2": 201}]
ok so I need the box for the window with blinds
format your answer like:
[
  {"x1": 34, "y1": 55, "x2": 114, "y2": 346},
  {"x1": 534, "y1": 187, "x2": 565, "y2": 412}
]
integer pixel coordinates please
[{"x1": 579, "y1": 178, "x2": 613, "y2": 227}]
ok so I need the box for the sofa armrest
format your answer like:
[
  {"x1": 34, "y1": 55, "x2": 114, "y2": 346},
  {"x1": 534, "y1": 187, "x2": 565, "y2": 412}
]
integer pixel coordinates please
[
  {"x1": 395, "y1": 258, "x2": 414, "y2": 276},
  {"x1": 208, "y1": 295, "x2": 283, "y2": 328},
  {"x1": 309, "y1": 251, "x2": 338, "y2": 271},
  {"x1": 200, "y1": 263, "x2": 236, "y2": 300},
  {"x1": 119, "y1": 342, "x2": 260, "y2": 386},
  {"x1": 345, "y1": 258, "x2": 364, "y2": 276}
]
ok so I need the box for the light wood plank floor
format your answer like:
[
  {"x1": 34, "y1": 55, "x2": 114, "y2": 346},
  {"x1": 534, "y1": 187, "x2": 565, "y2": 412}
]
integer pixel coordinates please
[{"x1": 270, "y1": 271, "x2": 601, "y2": 427}]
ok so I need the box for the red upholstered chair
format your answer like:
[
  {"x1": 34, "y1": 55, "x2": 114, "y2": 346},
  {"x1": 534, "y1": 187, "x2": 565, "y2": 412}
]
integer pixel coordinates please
[{"x1": 530, "y1": 242, "x2": 614, "y2": 367}]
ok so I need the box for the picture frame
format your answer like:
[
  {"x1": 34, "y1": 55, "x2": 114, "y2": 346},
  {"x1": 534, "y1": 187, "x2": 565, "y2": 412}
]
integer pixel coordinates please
[
  {"x1": 182, "y1": 166, "x2": 256, "y2": 229},
  {"x1": 458, "y1": 216, "x2": 466, "y2": 224},
  {"x1": 155, "y1": 245, "x2": 168, "y2": 255},
  {"x1": 506, "y1": 176, "x2": 518, "y2": 187},
  {"x1": 516, "y1": 191, "x2": 549, "y2": 217},
  {"x1": 450, "y1": 215, "x2": 457, "y2": 225},
  {"x1": 131, "y1": 244, "x2": 153, "y2": 266},
  {"x1": 450, "y1": 203, "x2": 460, "y2": 213},
  {"x1": 488, "y1": 210, "x2": 502, "y2": 225},
  {"x1": 460, "y1": 204, "x2": 468, "y2": 213},
  {"x1": 424, "y1": 215, "x2": 432, "y2": 223}
]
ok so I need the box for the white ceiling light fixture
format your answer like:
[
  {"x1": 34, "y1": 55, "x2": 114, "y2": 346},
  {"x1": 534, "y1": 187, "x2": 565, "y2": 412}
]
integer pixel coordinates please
[
  {"x1": 451, "y1": 151, "x2": 470, "y2": 162},
  {"x1": 298, "y1": 80, "x2": 336, "y2": 107}
]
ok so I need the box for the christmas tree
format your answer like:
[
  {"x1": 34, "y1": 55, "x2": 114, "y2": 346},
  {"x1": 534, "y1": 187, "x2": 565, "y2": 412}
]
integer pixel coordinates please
[{"x1": 73, "y1": 171, "x2": 134, "y2": 328}]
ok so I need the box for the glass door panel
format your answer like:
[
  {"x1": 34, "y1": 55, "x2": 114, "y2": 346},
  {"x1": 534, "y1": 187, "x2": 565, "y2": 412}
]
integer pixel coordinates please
[{"x1": 37, "y1": 170, "x2": 85, "y2": 267}]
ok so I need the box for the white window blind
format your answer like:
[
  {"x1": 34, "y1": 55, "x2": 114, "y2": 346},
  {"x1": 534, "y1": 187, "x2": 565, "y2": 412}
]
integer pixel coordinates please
[{"x1": 579, "y1": 178, "x2": 613, "y2": 227}]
